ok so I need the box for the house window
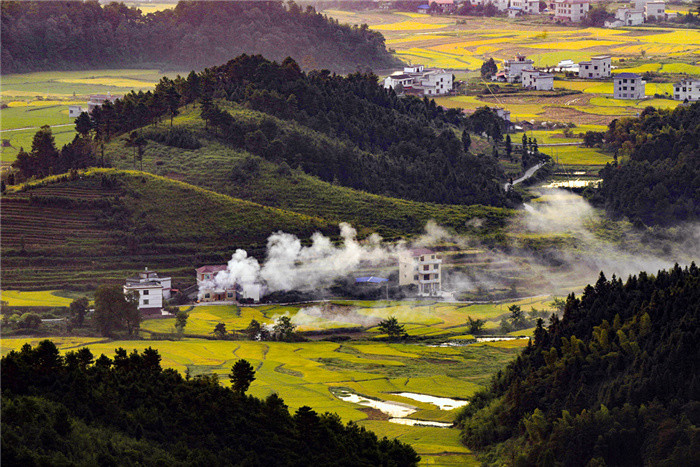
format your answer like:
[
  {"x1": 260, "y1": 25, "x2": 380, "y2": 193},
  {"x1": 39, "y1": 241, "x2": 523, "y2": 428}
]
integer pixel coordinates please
[
  {"x1": 227, "y1": 292, "x2": 234, "y2": 298},
  {"x1": 204, "y1": 293, "x2": 210, "y2": 299},
  {"x1": 414, "y1": 275, "x2": 419, "y2": 281},
  {"x1": 143, "y1": 299, "x2": 149, "y2": 305},
  {"x1": 143, "y1": 290, "x2": 149, "y2": 295},
  {"x1": 205, "y1": 274, "x2": 210, "y2": 280},
  {"x1": 423, "y1": 265, "x2": 430, "y2": 271}
]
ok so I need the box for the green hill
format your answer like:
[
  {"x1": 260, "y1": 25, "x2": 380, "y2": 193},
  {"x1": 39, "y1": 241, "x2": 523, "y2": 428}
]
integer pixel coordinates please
[
  {"x1": 105, "y1": 104, "x2": 512, "y2": 240},
  {"x1": 0, "y1": 169, "x2": 333, "y2": 290},
  {"x1": 456, "y1": 264, "x2": 700, "y2": 466},
  {"x1": 1, "y1": 165, "x2": 511, "y2": 290}
]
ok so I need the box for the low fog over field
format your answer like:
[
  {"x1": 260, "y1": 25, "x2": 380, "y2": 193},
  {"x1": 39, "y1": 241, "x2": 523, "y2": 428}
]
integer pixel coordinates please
[{"x1": 202, "y1": 189, "x2": 699, "y2": 300}]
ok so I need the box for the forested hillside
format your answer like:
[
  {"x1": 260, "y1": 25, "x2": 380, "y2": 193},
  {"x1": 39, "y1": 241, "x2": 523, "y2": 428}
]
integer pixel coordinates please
[
  {"x1": 1, "y1": 341, "x2": 419, "y2": 465},
  {"x1": 456, "y1": 264, "x2": 700, "y2": 466},
  {"x1": 1, "y1": 0, "x2": 400, "y2": 74},
  {"x1": 10, "y1": 54, "x2": 506, "y2": 207},
  {"x1": 589, "y1": 102, "x2": 700, "y2": 225}
]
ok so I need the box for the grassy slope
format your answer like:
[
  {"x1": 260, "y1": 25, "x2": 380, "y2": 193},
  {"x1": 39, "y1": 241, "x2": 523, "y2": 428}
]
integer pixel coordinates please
[
  {"x1": 105, "y1": 104, "x2": 513, "y2": 239},
  {"x1": 1, "y1": 168, "x2": 332, "y2": 289}
]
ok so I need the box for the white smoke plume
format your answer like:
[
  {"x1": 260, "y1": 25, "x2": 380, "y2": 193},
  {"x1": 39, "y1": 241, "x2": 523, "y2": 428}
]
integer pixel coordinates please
[
  {"x1": 209, "y1": 222, "x2": 402, "y2": 296},
  {"x1": 203, "y1": 190, "x2": 699, "y2": 300}
]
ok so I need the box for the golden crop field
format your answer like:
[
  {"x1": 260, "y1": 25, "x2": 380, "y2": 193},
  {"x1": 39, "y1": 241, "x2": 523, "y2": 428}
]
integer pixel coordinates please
[
  {"x1": 324, "y1": 9, "x2": 699, "y2": 133},
  {"x1": 0, "y1": 290, "x2": 75, "y2": 307},
  {"x1": 1, "y1": 317, "x2": 531, "y2": 465}
]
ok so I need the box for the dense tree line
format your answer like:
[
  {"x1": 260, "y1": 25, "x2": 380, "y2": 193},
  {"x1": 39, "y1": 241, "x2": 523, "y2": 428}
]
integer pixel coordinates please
[
  {"x1": 456, "y1": 264, "x2": 700, "y2": 466},
  {"x1": 2, "y1": 341, "x2": 420, "y2": 465},
  {"x1": 14, "y1": 54, "x2": 509, "y2": 206},
  {"x1": 1, "y1": 0, "x2": 400, "y2": 75},
  {"x1": 195, "y1": 55, "x2": 507, "y2": 205},
  {"x1": 588, "y1": 103, "x2": 700, "y2": 225}
]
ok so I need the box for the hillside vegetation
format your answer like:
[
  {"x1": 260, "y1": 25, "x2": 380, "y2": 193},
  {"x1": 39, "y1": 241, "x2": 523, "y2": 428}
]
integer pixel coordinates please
[
  {"x1": 1, "y1": 341, "x2": 419, "y2": 465},
  {"x1": 456, "y1": 264, "x2": 700, "y2": 465},
  {"x1": 1, "y1": 1, "x2": 400, "y2": 74},
  {"x1": 589, "y1": 102, "x2": 700, "y2": 226},
  {"x1": 1, "y1": 169, "x2": 333, "y2": 290},
  {"x1": 105, "y1": 104, "x2": 512, "y2": 238},
  {"x1": 1, "y1": 167, "x2": 511, "y2": 290}
]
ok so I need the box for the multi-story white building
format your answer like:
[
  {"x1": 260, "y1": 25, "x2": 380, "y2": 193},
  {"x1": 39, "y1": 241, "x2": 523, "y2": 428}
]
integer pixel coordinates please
[
  {"x1": 384, "y1": 65, "x2": 453, "y2": 96},
  {"x1": 554, "y1": 0, "x2": 590, "y2": 22},
  {"x1": 503, "y1": 55, "x2": 535, "y2": 83},
  {"x1": 521, "y1": 69, "x2": 554, "y2": 90},
  {"x1": 609, "y1": 8, "x2": 644, "y2": 27},
  {"x1": 578, "y1": 55, "x2": 612, "y2": 78},
  {"x1": 123, "y1": 268, "x2": 172, "y2": 316},
  {"x1": 644, "y1": 1, "x2": 665, "y2": 20},
  {"x1": 613, "y1": 73, "x2": 646, "y2": 99},
  {"x1": 398, "y1": 248, "x2": 442, "y2": 296},
  {"x1": 673, "y1": 79, "x2": 700, "y2": 101},
  {"x1": 510, "y1": 0, "x2": 540, "y2": 14}
]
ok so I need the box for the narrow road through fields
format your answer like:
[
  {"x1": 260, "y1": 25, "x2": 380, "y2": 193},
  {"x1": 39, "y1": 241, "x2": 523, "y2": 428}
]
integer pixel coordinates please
[
  {"x1": 0, "y1": 123, "x2": 74, "y2": 133},
  {"x1": 504, "y1": 162, "x2": 546, "y2": 191}
]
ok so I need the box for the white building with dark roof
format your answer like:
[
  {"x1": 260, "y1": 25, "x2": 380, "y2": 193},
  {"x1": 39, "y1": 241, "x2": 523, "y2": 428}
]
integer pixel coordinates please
[
  {"x1": 398, "y1": 248, "x2": 442, "y2": 296},
  {"x1": 614, "y1": 73, "x2": 646, "y2": 99},
  {"x1": 123, "y1": 268, "x2": 172, "y2": 316}
]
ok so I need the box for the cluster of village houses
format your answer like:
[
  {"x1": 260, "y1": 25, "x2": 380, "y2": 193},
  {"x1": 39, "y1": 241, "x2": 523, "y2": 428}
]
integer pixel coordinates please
[
  {"x1": 413, "y1": 0, "x2": 676, "y2": 25},
  {"x1": 384, "y1": 55, "x2": 699, "y2": 102},
  {"x1": 124, "y1": 249, "x2": 445, "y2": 316}
]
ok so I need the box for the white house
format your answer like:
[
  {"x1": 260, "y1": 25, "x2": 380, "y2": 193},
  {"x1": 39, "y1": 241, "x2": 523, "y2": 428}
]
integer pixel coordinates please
[
  {"x1": 398, "y1": 248, "x2": 442, "y2": 296},
  {"x1": 508, "y1": 6, "x2": 524, "y2": 17},
  {"x1": 644, "y1": 1, "x2": 665, "y2": 20},
  {"x1": 510, "y1": 0, "x2": 540, "y2": 14},
  {"x1": 673, "y1": 79, "x2": 700, "y2": 101},
  {"x1": 522, "y1": 69, "x2": 554, "y2": 90},
  {"x1": 613, "y1": 73, "x2": 646, "y2": 99},
  {"x1": 492, "y1": 0, "x2": 510, "y2": 12},
  {"x1": 68, "y1": 93, "x2": 121, "y2": 119},
  {"x1": 554, "y1": 0, "x2": 590, "y2": 22},
  {"x1": 68, "y1": 105, "x2": 86, "y2": 118},
  {"x1": 578, "y1": 56, "x2": 612, "y2": 78},
  {"x1": 609, "y1": 8, "x2": 644, "y2": 26},
  {"x1": 384, "y1": 65, "x2": 453, "y2": 96},
  {"x1": 503, "y1": 55, "x2": 535, "y2": 83},
  {"x1": 123, "y1": 267, "x2": 172, "y2": 316},
  {"x1": 494, "y1": 107, "x2": 511, "y2": 123}
]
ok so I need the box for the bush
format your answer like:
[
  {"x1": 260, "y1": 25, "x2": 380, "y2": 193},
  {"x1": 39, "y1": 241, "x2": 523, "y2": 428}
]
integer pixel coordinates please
[{"x1": 143, "y1": 128, "x2": 201, "y2": 150}]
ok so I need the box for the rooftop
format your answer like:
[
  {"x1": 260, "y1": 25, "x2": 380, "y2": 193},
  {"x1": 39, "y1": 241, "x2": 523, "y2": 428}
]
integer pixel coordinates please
[
  {"x1": 196, "y1": 265, "x2": 228, "y2": 274},
  {"x1": 410, "y1": 248, "x2": 435, "y2": 256},
  {"x1": 614, "y1": 72, "x2": 642, "y2": 79}
]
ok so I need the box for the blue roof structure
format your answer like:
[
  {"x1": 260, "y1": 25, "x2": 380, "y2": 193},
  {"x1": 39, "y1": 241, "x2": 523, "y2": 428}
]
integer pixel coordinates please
[{"x1": 355, "y1": 276, "x2": 389, "y2": 283}]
